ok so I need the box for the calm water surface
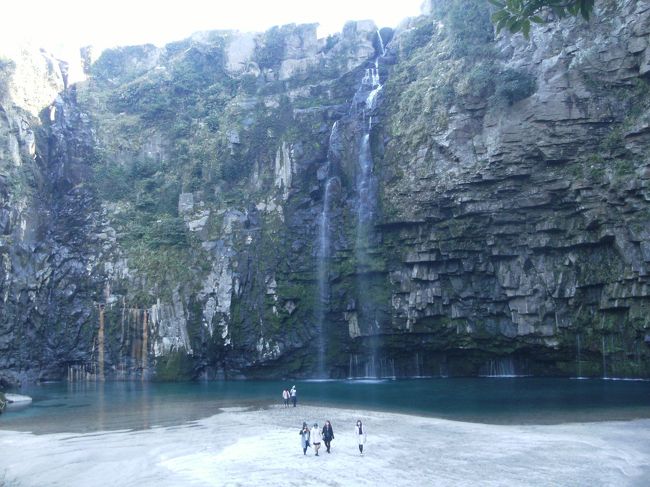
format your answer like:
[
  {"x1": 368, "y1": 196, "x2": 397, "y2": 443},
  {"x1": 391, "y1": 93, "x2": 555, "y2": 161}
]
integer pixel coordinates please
[{"x1": 1, "y1": 378, "x2": 649, "y2": 434}]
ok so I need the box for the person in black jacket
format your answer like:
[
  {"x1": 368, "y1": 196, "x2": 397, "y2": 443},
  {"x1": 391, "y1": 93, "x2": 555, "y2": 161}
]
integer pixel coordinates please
[{"x1": 322, "y1": 420, "x2": 335, "y2": 453}]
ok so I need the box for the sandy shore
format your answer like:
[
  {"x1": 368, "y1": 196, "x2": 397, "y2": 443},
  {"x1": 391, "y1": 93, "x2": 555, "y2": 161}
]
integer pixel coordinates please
[{"x1": 1, "y1": 404, "x2": 649, "y2": 486}]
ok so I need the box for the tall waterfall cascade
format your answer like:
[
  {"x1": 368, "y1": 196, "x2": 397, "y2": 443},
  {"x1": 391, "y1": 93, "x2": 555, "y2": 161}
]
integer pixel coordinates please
[
  {"x1": 313, "y1": 30, "x2": 388, "y2": 379},
  {"x1": 349, "y1": 30, "x2": 386, "y2": 379}
]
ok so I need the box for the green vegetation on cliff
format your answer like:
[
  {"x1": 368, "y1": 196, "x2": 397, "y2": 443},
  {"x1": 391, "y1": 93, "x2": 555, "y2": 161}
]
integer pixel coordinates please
[
  {"x1": 391, "y1": 1, "x2": 535, "y2": 124},
  {"x1": 384, "y1": 0, "x2": 536, "y2": 166}
]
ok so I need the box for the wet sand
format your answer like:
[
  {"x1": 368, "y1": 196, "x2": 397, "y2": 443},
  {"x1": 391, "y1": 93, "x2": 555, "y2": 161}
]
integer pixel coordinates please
[{"x1": 1, "y1": 404, "x2": 649, "y2": 486}]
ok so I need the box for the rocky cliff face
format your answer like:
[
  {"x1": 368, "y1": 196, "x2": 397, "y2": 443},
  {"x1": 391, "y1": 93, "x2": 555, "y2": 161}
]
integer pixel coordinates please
[
  {"x1": 378, "y1": 0, "x2": 650, "y2": 377},
  {"x1": 1, "y1": 0, "x2": 649, "y2": 385}
]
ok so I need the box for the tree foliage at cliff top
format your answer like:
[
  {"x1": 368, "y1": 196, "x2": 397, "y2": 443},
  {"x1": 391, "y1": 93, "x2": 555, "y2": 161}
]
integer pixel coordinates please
[{"x1": 489, "y1": 0, "x2": 595, "y2": 37}]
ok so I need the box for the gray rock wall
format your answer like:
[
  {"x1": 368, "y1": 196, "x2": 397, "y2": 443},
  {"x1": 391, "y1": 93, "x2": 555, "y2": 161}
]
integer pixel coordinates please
[
  {"x1": 375, "y1": 0, "x2": 650, "y2": 377},
  {"x1": 1, "y1": 2, "x2": 649, "y2": 384}
]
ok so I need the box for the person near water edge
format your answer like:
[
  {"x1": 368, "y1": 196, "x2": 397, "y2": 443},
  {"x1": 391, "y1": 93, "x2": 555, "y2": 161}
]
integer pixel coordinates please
[
  {"x1": 290, "y1": 385, "x2": 297, "y2": 407},
  {"x1": 282, "y1": 388, "x2": 290, "y2": 407}
]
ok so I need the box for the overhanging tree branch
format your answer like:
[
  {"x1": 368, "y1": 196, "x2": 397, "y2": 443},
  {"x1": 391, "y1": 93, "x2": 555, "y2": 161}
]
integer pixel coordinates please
[{"x1": 488, "y1": 0, "x2": 595, "y2": 38}]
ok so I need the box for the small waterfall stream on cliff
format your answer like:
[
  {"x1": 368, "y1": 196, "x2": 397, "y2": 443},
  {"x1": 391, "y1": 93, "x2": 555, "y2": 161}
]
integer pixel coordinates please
[
  {"x1": 314, "y1": 122, "x2": 341, "y2": 378},
  {"x1": 348, "y1": 354, "x2": 396, "y2": 379},
  {"x1": 479, "y1": 357, "x2": 524, "y2": 378},
  {"x1": 602, "y1": 335, "x2": 608, "y2": 379},
  {"x1": 68, "y1": 301, "x2": 151, "y2": 382},
  {"x1": 98, "y1": 304, "x2": 106, "y2": 381},
  {"x1": 576, "y1": 334, "x2": 585, "y2": 378},
  {"x1": 118, "y1": 306, "x2": 150, "y2": 379}
]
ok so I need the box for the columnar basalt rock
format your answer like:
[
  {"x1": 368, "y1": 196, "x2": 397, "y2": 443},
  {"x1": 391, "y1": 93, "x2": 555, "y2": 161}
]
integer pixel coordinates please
[{"x1": 378, "y1": 0, "x2": 650, "y2": 378}]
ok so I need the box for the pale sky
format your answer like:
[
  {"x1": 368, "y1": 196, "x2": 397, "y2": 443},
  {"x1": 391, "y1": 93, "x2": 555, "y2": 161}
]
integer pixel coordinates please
[{"x1": 3, "y1": 0, "x2": 424, "y2": 52}]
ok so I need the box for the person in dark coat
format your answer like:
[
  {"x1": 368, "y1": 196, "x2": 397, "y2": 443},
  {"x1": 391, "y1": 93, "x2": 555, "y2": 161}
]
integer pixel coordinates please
[{"x1": 322, "y1": 420, "x2": 335, "y2": 453}]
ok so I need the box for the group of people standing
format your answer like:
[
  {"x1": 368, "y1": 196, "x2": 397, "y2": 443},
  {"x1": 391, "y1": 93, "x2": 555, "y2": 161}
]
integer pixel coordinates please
[
  {"x1": 281, "y1": 385, "x2": 367, "y2": 456},
  {"x1": 282, "y1": 385, "x2": 297, "y2": 407},
  {"x1": 299, "y1": 419, "x2": 366, "y2": 456}
]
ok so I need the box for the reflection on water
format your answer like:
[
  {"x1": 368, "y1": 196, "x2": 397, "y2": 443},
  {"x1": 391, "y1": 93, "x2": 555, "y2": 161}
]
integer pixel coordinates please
[{"x1": 1, "y1": 378, "x2": 649, "y2": 434}]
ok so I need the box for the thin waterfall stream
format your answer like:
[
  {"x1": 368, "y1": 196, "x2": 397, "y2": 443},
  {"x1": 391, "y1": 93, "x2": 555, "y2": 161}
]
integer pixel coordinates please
[
  {"x1": 576, "y1": 334, "x2": 584, "y2": 378},
  {"x1": 315, "y1": 121, "x2": 341, "y2": 378}
]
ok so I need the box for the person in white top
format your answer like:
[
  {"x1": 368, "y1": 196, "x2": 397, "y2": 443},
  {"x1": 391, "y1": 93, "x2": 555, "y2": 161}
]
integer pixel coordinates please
[
  {"x1": 310, "y1": 423, "x2": 322, "y2": 456},
  {"x1": 290, "y1": 385, "x2": 297, "y2": 407},
  {"x1": 355, "y1": 420, "x2": 366, "y2": 455},
  {"x1": 282, "y1": 389, "x2": 290, "y2": 407}
]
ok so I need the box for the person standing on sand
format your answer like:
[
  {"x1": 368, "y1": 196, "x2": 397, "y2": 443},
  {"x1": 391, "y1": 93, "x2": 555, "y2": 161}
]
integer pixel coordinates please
[
  {"x1": 282, "y1": 389, "x2": 290, "y2": 407},
  {"x1": 299, "y1": 422, "x2": 311, "y2": 455},
  {"x1": 310, "y1": 422, "x2": 322, "y2": 456},
  {"x1": 355, "y1": 420, "x2": 366, "y2": 455},
  {"x1": 290, "y1": 385, "x2": 297, "y2": 407},
  {"x1": 322, "y1": 420, "x2": 334, "y2": 453}
]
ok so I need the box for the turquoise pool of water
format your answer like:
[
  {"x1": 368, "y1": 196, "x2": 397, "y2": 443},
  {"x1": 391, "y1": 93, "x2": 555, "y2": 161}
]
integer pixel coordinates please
[{"x1": 1, "y1": 378, "x2": 649, "y2": 433}]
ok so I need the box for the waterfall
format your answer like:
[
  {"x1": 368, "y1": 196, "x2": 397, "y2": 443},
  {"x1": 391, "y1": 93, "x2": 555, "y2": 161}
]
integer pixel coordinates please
[
  {"x1": 376, "y1": 29, "x2": 386, "y2": 56},
  {"x1": 356, "y1": 134, "x2": 376, "y2": 239},
  {"x1": 142, "y1": 309, "x2": 149, "y2": 378},
  {"x1": 347, "y1": 353, "x2": 395, "y2": 379},
  {"x1": 439, "y1": 360, "x2": 449, "y2": 378},
  {"x1": 320, "y1": 30, "x2": 387, "y2": 380},
  {"x1": 314, "y1": 121, "x2": 342, "y2": 379},
  {"x1": 380, "y1": 356, "x2": 396, "y2": 379},
  {"x1": 131, "y1": 308, "x2": 139, "y2": 373},
  {"x1": 480, "y1": 357, "x2": 517, "y2": 377},
  {"x1": 348, "y1": 354, "x2": 354, "y2": 378},
  {"x1": 352, "y1": 30, "x2": 386, "y2": 378},
  {"x1": 102, "y1": 304, "x2": 151, "y2": 380},
  {"x1": 310, "y1": 30, "x2": 388, "y2": 379},
  {"x1": 120, "y1": 302, "x2": 126, "y2": 379},
  {"x1": 67, "y1": 363, "x2": 92, "y2": 382},
  {"x1": 602, "y1": 335, "x2": 608, "y2": 379},
  {"x1": 609, "y1": 334, "x2": 618, "y2": 377},
  {"x1": 576, "y1": 334, "x2": 584, "y2": 378},
  {"x1": 354, "y1": 61, "x2": 383, "y2": 131},
  {"x1": 364, "y1": 61, "x2": 383, "y2": 130},
  {"x1": 366, "y1": 355, "x2": 377, "y2": 378},
  {"x1": 98, "y1": 304, "x2": 105, "y2": 381}
]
